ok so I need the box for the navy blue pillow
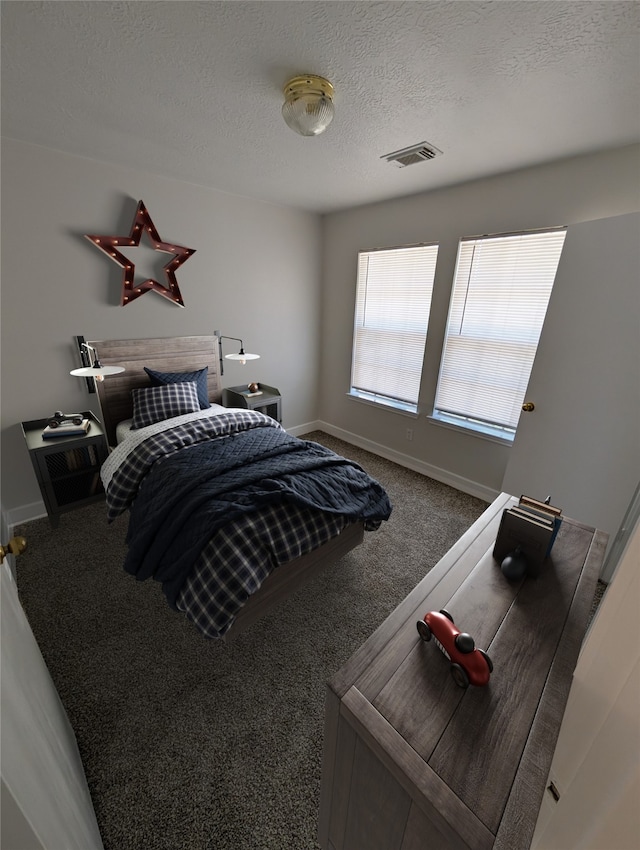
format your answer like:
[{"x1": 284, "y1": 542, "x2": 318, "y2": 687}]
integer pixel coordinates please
[{"x1": 144, "y1": 366, "x2": 210, "y2": 409}]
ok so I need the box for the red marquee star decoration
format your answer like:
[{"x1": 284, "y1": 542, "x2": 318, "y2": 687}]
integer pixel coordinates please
[{"x1": 85, "y1": 200, "x2": 195, "y2": 307}]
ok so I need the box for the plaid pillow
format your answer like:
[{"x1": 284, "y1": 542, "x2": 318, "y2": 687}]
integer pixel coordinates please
[
  {"x1": 131, "y1": 382, "x2": 200, "y2": 430},
  {"x1": 144, "y1": 366, "x2": 211, "y2": 409}
]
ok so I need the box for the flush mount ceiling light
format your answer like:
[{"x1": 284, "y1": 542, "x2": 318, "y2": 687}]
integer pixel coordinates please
[{"x1": 282, "y1": 74, "x2": 335, "y2": 137}]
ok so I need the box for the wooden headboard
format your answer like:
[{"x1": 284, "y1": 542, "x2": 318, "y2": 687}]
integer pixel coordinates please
[{"x1": 87, "y1": 335, "x2": 223, "y2": 446}]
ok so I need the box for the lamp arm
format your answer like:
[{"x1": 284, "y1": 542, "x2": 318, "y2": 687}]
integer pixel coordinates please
[
  {"x1": 219, "y1": 335, "x2": 244, "y2": 348},
  {"x1": 81, "y1": 342, "x2": 103, "y2": 368},
  {"x1": 75, "y1": 335, "x2": 96, "y2": 394},
  {"x1": 215, "y1": 333, "x2": 246, "y2": 375}
]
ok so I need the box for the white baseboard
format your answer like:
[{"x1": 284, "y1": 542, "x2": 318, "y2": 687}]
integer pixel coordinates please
[
  {"x1": 286, "y1": 420, "x2": 322, "y2": 437},
  {"x1": 4, "y1": 501, "x2": 47, "y2": 531},
  {"x1": 314, "y1": 421, "x2": 499, "y2": 504}
]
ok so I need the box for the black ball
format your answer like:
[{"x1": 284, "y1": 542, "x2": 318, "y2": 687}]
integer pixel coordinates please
[{"x1": 501, "y1": 548, "x2": 528, "y2": 582}]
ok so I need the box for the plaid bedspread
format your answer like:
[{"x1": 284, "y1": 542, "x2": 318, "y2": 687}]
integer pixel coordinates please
[
  {"x1": 177, "y1": 502, "x2": 351, "y2": 638},
  {"x1": 104, "y1": 410, "x2": 391, "y2": 639},
  {"x1": 103, "y1": 409, "x2": 282, "y2": 522}
]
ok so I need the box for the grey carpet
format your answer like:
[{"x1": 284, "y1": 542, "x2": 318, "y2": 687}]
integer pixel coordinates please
[{"x1": 15, "y1": 431, "x2": 489, "y2": 850}]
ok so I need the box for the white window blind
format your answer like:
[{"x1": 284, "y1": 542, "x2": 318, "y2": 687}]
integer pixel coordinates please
[
  {"x1": 351, "y1": 243, "x2": 439, "y2": 412},
  {"x1": 434, "y1": 228, "x2": 567, "y2": 435}
]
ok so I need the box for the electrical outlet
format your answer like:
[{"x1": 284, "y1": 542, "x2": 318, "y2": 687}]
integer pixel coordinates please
[{"x1": 406, "y1": 428, "x2": 413, "y2": 441}]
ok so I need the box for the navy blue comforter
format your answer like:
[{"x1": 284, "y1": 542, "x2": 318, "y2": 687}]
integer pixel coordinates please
[{"x1": 124, "y1": 425, "x2": 392, "y2": 607}]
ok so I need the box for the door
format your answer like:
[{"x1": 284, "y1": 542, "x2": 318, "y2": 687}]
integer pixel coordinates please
[
  {"x1": 1, "y1": 563, "x2": 104, "y2": 850},
  {"x1": 502, "y1": 212, "x2": 640, "y2": 546}
]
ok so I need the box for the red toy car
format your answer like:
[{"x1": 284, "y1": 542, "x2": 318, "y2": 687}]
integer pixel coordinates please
[{"x1": 416, "y1": 609, "x2": 493, "y2": 688}]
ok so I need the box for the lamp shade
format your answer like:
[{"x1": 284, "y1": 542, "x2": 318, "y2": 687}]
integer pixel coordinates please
[
  {"x1": 282, "y1": 75, "x2": 334, "y2": 137},
  {"x1": 224, "y1": 351, "x2": 260, "y2": 365},
  {"x1": 70, "y1": 365, "x2": 125, "y2": 378}
]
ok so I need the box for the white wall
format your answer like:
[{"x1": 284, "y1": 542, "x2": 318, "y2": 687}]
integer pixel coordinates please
[
  {"x1": 0, "y1": 139, "x2": 322, "y2": 522},
  {"x1": 320, "y1": 144, "x2": 640, "y2": 498}
]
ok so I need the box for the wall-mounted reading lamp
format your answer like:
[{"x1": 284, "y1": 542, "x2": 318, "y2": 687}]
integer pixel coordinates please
[
  {"x1": 214, "y1": 331, "x2": 260, "y2": 376},
  {"x1": 70, "y1": 335, "x2": 125, "y2": 391}
]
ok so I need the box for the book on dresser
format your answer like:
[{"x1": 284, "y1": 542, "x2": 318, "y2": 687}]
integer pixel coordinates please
[
  {"x1": 493, "y1": 495, "x2": 563, "y2": 575},
  {"x1": 41, "y1": 418, "x2": 91, "y2": 438}
]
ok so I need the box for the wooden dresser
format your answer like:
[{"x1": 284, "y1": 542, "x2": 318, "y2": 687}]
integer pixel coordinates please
[{"x1": 318, "y1": 493, "x2": 607, "y2": 850}]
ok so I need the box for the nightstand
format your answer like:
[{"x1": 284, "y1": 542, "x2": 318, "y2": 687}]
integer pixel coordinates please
[
  {"x1": 222, "y1": 384, "x2": 282, "y2": 423},
  {"x1": 21, "y1": 411, "x2": 109, "y2": 527}
]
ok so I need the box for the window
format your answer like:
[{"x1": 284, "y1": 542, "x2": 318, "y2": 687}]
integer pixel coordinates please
[
  {"x1": 433, "y1": 228, "x2": 567, "y2": 440},
  {"x1": 350, "y1": 243, "x2": 438, "y2": 413}
]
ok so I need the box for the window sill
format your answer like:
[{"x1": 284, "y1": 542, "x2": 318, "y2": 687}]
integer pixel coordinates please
[
  {"x1": 427, "y1": 413, "x2": 514, "y2": 446},
  {"x1": 347, "y1": 392, "x2": 419, "y2": 419}
]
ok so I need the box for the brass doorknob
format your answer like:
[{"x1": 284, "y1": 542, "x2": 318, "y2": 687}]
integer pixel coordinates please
[
  {"x1": 0, "y1": 536, "x2": 27, "y2": 563},
  {"x1": 522, "y1": 402, "x2": 535, "y2": 412}
]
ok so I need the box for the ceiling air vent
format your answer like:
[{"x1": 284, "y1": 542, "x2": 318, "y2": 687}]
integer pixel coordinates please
[{"x1": 381, "y1": 141, "x2": 443, "y2": 168}]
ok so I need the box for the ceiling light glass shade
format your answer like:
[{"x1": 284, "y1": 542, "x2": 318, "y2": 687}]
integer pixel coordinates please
[{"x1": 282, "y1": 75, "x2": 334, "y2": 137}]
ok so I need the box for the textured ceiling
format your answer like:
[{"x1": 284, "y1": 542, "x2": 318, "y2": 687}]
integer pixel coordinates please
[{"x1": 2, "y1": 1, "x2": 639, "y2": 213}]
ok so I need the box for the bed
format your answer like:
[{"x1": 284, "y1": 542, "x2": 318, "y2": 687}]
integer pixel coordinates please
[{"x1": 88, "y1": 335, "x2": 392, "y2": 640}]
